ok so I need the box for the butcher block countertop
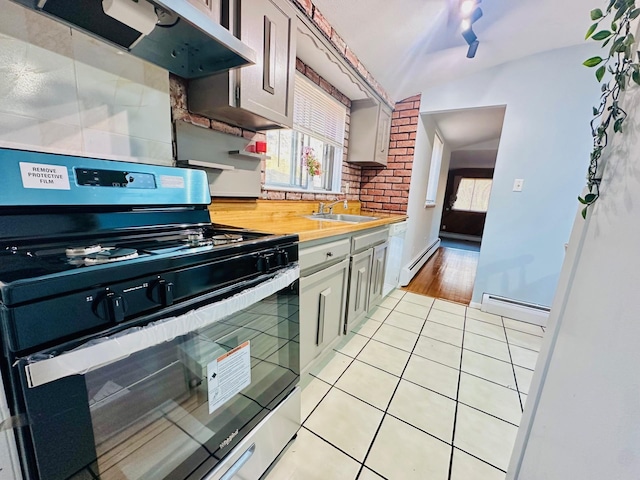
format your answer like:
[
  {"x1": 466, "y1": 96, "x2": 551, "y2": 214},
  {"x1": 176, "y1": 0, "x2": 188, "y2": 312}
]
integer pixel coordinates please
[{"x1": 209, "y1": 200, "x2": 407, "y2": 242}]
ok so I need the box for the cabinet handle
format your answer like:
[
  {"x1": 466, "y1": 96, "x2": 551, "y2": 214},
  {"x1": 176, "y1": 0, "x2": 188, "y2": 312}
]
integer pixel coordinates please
[
  {"x1": 317, "y1": 287, "x2": 331, "y2": 345},
  {"x1": 355, "y1": 267, "x2": 366, "y2": 311},
  {"x1": 263, "y1": 16, "x2": 276, "y2": 94},
  {"x1": 326, "y1": 251, "x2": 333, "y2": 257}
]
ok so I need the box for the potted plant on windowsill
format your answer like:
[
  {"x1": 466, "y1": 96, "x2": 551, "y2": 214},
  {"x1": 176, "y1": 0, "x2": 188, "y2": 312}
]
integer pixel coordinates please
[{"x1": 302, "y1": 146, "x2": 322, "y2": 189}]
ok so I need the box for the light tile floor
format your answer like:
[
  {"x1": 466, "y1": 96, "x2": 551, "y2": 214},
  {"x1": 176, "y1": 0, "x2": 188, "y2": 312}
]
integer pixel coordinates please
[{"x1": 264, "y1": 289, "x2": 544, "y2": 480}]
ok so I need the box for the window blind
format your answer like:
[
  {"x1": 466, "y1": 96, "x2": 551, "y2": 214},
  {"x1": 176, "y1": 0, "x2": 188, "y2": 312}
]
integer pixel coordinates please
[{"x1": 293, "y1": 74, "x2": 346, "y2": 146}]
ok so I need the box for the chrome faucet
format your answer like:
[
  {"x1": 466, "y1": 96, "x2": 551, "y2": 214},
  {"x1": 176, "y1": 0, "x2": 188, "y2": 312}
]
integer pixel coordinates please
[{"x1": 318, "y1": 199, "x2": 348, "y2": 214}]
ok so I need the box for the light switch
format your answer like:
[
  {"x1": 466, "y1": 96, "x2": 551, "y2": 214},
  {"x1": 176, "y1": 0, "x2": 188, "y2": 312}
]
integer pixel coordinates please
[{"x1": 513, "y1": 179, "x2": 524, "y2": 192}]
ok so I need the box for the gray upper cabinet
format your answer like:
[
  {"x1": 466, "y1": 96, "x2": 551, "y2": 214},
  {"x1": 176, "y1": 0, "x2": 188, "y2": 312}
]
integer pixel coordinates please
[
  {"x1": 188, "y1": 0, "x2": 296, "y2": 130},
  {"x1": 348, "y1": 99, "x2": 392, "y2": 166},
  {"x1": 186, "y1": 0, "x2": 221, "y2": 22}
]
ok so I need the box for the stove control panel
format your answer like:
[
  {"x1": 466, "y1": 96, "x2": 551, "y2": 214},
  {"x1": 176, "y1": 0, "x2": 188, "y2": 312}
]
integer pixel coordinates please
[{"x1": 75, "y1": 168, "x2": 156, "y2": 189}]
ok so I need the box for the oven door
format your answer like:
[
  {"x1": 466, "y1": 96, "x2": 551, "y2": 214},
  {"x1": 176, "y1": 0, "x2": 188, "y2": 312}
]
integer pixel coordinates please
[{"x1": 13, "y1": 267, "x2": 299, "y2": 480}]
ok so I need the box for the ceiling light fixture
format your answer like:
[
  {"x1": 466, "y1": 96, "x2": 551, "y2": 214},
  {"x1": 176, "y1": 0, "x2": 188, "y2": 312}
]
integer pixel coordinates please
[
  {"x1": 459, "y1": 0, "x2": 483, "y2": 58},
  {"x1": 460, "y1": 0, "x2": 475, "y2": 16}
]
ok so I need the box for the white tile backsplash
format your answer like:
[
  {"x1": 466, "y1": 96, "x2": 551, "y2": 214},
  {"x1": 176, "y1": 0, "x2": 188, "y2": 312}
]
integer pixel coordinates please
[{"x1": 0, "y1": 0, "x2": 172, "y2": 165}]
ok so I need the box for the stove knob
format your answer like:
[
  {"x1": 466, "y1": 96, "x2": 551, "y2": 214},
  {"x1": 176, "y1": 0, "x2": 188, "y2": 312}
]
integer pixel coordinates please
[
  {"x1": 94, "y1": 291, "x2": 127, "y2": 323},
  {"x1": 149, "y1": 278, "x2": 174, "y2": 306}
]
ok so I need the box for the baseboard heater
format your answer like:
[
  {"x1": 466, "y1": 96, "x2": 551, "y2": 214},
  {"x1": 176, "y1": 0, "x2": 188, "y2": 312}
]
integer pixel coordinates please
[
  {"x1": 399, "y1": 238, "x2": 440, "y2": 286},
  {"x1": 481, "y1": 293, "x2": 550, "y2": 326}
]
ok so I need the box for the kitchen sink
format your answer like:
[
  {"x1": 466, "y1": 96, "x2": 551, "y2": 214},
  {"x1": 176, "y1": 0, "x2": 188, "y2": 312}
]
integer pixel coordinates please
[{"x1": 304, "y1": 213, "x2": 380, "y2": 223}]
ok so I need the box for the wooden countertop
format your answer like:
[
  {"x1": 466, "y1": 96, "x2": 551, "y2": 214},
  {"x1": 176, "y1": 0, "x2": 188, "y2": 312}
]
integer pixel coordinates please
[{"x1": 209, "y1": 200, "x2": 407, "y2": 242}]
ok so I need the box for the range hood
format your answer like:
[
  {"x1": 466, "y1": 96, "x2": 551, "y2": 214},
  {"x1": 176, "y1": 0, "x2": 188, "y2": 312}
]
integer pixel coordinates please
[{"x1": 12, "y1": 0, "x2": 256, "y2": 78}]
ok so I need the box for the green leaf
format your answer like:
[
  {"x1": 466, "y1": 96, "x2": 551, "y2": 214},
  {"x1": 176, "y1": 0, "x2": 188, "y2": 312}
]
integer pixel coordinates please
[
  {"x1": 586, "y1": 22, "x2": 598, "y2": 39},
  {"x1": 610, "y1": 37, "x2": 626, "y2": 55},
  {"x1": 596, "y1": 65, "x2": 606, "y2": 81},
  {"x1": 614, "y1": 117, "x2": 624, "y2": 132},
  {"x1": 592, "y1": 30, "x2": 612, "y2": 40},
  {"x1": 593, "y1": 106, "x2": 599, "y2": 115},
  {"x1": 591, "y1": 7, "x2": 604, "y2": 19},
  {"x1": 584, "y1": 56, "x2": 604, "y2": 67},
  {"x1": 612, "y1": 21, "x2": 618, "y2": 31},
  {"x1": 584, "y1": 193, "x2": 597, "y2": 203},
  {"x1": 631, "y1": 7, "x2": 640, "y2": 18},
  {"x1": 632, "y1": 69, "x2": 640, "y2": 85},
  {"x1": 614, "y1": 4, "x2": 628, "y2": 22},
  {"x1": 581, "y1": 206, "x2": 588, "y2": 219},
  {"x1": 624, "y1": 33, "x2": 636, "y2": 46},
  {"x1": 578, "y1": 196, "x2": 587, "y2": 204}
]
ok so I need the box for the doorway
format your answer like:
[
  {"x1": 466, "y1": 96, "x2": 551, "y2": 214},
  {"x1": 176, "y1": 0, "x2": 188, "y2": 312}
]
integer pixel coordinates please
[{"x1": 405, "y1": 106, "x2": 506, "y2": 304}]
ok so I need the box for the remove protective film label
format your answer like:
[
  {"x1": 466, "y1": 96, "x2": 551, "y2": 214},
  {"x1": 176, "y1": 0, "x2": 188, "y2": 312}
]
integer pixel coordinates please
[
  {"x1": 159, "y1": 175, "x2": 185, "y2": 189},
  {"x1": 207, "y1": 341, "x2": 251, "y2": 414},
  {"x1": 20, "y1": 162, "x2": 70, "y2": 190}
]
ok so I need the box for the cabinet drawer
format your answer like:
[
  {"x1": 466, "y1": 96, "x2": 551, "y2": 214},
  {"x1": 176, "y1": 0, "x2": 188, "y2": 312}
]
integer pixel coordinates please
[
  {"x1": 300, "y1": 238, "x2": 350, "y2": 273},
  {"x1": 351, "y1": 228, "x2": 389, "y2": 253}
]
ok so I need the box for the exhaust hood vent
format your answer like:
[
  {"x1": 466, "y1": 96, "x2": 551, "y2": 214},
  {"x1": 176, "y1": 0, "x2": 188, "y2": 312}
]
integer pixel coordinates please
[{"x1": 12, "y1": 0, "x2": 255, "y2": 79}]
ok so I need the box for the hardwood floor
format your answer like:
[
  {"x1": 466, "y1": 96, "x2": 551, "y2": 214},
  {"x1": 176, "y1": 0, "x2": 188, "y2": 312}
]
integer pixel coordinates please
[{"x1": 403, "y1": 246, "x2": 479, "y2": 305}]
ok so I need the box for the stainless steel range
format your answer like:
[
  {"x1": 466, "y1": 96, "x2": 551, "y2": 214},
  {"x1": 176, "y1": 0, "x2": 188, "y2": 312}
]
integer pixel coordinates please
[{"x1": 0, "y1": 148, "x2": 300, "y2": 480}]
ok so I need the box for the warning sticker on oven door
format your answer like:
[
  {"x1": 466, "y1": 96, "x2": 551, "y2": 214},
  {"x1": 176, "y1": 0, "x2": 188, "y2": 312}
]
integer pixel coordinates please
[{"x1": 207, "y1": 341, "x2": 251, "y2": 414}]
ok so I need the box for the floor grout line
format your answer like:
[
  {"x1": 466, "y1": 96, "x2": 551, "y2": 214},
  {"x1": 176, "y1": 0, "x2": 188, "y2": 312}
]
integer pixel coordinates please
[
  {"x1": 447, "y1": 309, "x2": 467, "y2": 480},
  {"x1": 500, "y1": 316, "x2": 525, "y2": 413},
  {"x1": 354, "y1": 299, "x2": 435, "y2": 479}
]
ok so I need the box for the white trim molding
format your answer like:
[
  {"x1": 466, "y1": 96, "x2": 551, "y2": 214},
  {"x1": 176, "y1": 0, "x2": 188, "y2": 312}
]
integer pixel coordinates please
[
  {"x1": 480, "y1": 293, "x2": 550, "y2": 326},
  {"x1": 399, "y1": 238, "x2": 440, "y2": 286}
]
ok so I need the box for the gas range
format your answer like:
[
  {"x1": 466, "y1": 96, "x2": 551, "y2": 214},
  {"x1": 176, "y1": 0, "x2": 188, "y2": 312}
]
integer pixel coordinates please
[{"x1": 0, "y1": 148, "x2": 300, "y2": 480}]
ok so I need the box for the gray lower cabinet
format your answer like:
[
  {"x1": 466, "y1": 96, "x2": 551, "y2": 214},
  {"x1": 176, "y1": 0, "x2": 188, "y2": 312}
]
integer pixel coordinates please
[
  {"x1": 345, "y1": 248, "x2": 374, "y2": 332},
  {"x1": 299, "y1": 258, "x2": 349, "y2": 371},
  {"x1": 368, "y1": 242, "x2": 389, "y2": 308},
  {"x1": 298, "y1": 237, "x2": 351, "y2": 372}
]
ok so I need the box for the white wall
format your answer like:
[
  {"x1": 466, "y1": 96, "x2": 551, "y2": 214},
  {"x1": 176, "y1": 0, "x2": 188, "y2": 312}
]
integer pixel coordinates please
[
  {"x1": 508, "y1": 68, "x2": 640, "y2": 480},
  {"x1": 419, "y1": 44, "x2": 599, "y2": 307},
  {"x1": 401, "y1": 114, "x2": 451, "y2": 272},
  {"x1": 0, "y1": 0, "x2": 172, "y2": 165}
]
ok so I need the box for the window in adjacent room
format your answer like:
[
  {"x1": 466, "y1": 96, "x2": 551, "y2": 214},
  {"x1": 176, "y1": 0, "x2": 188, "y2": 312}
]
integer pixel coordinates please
[
  {"x1": 452, "y1": 177, "x2": 493, "y2": 212},
  {"x1": 425, "y1": 132, "x2": 444, "y2": 206},
  {"x1": 265, "y1": 74, "x2": 346, "y2": 192}
]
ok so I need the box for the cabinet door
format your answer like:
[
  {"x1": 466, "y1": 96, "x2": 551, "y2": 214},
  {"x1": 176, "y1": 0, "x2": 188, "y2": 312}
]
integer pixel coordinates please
[
  {"x1": 299, "y1": 259, "x2": 349, "y2": 371},
  {"x1": 369, "y1": 242, "x2": 389, "y2": 308},
  {"x1": 186, "y1": 0, "x2": 221, "y2": 23},
  {"x1": 374, "y1": 106, "x2": 392, "y2": 166},
  {"x1": 346, "y1": 248, "x2": 374, "y2": 333},
  {"x1": 239, "y1": 0, "x2": 295, "y2": 127}
]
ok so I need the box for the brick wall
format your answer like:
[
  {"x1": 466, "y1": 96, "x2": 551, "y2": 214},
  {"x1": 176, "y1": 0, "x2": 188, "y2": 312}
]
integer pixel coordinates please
[{"x1": 359, "y1": 95, "x2": 421, "y2": 213}]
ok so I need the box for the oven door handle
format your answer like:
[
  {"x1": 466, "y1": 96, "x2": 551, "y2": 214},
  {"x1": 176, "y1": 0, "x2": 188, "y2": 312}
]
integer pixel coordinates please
[{"x1": 22, "y1": 265, "x2": 299, "y2": 389}]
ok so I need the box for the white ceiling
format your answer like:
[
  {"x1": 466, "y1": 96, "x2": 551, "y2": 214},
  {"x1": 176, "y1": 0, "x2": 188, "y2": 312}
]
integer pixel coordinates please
[
  {"x1": 311, "y1": 0, "x2": 594, "y2": 101},
  {"x1": 429, "y1": 105, "x2": 506, "y2": 149}
]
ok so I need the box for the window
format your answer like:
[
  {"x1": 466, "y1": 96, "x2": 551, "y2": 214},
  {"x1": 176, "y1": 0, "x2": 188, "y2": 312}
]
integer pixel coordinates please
[
  {"x1": 452, "y1": 178, "x2": 493, "y2": 212},
  {"x1": 265, "y1": 74, "x2": 346, "y2": 192},
  {"x1": 425, "y1": 133, "x2": 443, "y2": 206}
]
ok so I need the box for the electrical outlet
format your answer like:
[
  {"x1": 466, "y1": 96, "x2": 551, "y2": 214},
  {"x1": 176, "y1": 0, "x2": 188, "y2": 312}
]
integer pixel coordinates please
[{"x1": 513, "y1": 179, "x2": 524, "y2": 192}]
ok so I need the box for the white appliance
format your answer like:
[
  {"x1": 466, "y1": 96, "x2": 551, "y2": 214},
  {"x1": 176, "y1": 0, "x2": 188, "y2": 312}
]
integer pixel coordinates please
[{"x1": 383, "y1": 220, "x2": 407, "y2": 296}]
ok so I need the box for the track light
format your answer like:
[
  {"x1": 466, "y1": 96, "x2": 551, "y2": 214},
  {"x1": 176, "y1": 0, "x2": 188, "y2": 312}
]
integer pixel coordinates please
[
  {"x1": 467, "y1": 40, "x2": 479, "y2": 58},
  {"x1": 460, "y1": 0, "x2": 475, "y2": 16},
  {"x1": 459, "y1": 0, "x2": 483, "y2": 58}
]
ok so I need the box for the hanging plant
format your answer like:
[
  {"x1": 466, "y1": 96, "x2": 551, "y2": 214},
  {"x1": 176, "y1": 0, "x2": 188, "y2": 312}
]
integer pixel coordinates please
[{"x1": 579, "y1": 0, "x2": 640, "y2": 218}]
